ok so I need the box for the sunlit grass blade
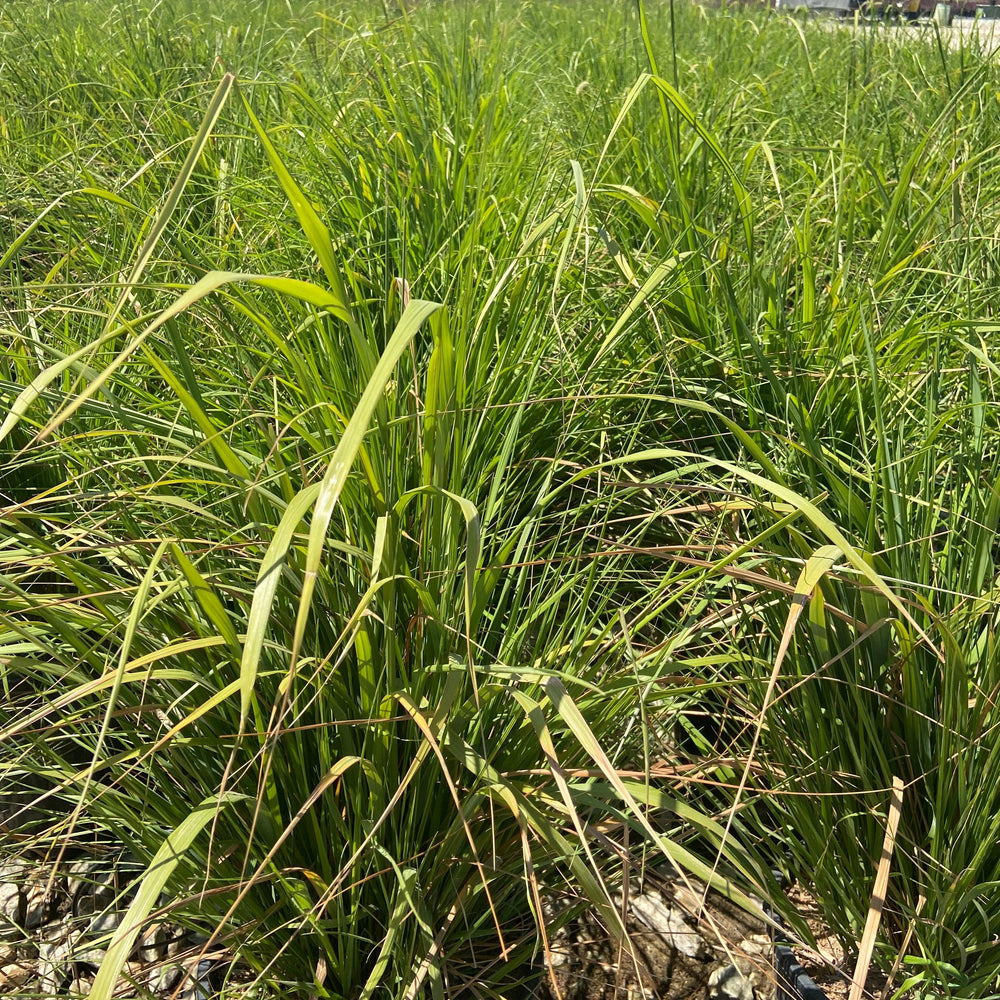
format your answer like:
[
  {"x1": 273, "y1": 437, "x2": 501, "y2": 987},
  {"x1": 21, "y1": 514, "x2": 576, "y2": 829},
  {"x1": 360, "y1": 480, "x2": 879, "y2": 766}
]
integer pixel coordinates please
[
  {"x1": 242, "y1": 299, "x2": 443, "y2": 723},
  {"x1": 91, "y1": 796, "x2": 236, "y2": 1000},
  {"x1": 240, "y1": 90, "x2": 359, "y2": 339},
  {"x1": 105, "y1": 72, "x2": 235, "y2": 332}
]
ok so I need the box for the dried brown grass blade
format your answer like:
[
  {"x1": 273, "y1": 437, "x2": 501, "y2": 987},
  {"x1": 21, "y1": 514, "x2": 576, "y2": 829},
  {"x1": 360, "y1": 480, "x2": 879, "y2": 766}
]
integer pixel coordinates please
[{"x1": 849, "y1": 776, "x2": 905, "y2": 1000}]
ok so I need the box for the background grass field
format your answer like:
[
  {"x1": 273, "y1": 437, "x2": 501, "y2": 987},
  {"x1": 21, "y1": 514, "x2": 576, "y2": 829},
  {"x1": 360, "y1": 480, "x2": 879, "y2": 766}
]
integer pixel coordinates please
[{"x1": 4, "y1": 1, "x2": 1000, "y2": 997}]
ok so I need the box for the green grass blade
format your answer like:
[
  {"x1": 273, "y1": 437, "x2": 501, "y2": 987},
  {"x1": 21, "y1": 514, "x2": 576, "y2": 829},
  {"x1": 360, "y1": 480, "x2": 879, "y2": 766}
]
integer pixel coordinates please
[
  {"x1": 240, "y1": 90, "x2": 358, "y2": 337},
  {"x1": 106, "y1": 72, "x2": 235, "y2": 333},
  {"x1": 90, "y1": 796, "x2": 235, "y2": 1000},
  {"x1": 240, "y1": 299, "x2": 443, "y2": 723}
]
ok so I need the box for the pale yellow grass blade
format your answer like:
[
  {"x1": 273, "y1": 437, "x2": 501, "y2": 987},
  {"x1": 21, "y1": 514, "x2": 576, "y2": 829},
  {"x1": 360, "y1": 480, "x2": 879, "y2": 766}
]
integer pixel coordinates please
[{"x1": 850, "y1": 776, "x2": 905, "y2": 1000}]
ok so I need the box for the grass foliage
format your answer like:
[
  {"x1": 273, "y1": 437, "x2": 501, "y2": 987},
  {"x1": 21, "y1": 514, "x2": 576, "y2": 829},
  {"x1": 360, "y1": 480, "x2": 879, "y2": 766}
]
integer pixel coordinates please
[{"x1": 4, "y1": 0, "x2": 1000, "y2": 997}]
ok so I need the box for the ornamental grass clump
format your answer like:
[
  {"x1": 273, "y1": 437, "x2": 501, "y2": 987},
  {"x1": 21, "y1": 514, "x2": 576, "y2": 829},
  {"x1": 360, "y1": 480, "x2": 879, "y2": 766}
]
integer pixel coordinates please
[
  {"x1": 0, "y1": 16, "x2": 774, "y2": 998},
  {"x1": 6, "y1": 1, "x2": 1000, "y2": 997}
]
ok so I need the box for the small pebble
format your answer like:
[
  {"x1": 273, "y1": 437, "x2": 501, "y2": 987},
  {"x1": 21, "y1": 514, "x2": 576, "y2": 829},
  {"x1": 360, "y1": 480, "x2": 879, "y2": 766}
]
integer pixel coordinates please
[
  {"x1": 738, "y1": 933, "x2": 771, "y2": 957},
  {"x1": 88, "y1": 909, "x2": 121, "y2": 936},
  {"x1": 631, "y1": 890, "x2": 708, "y2": 959},
  {"x1": 23, "y1": 884, "x2": 53, "y2": 930},
  {"x1": 148, "y1": 961, "x2": 184, "y2": 994},
  {"x1": 0, "y1": 961, "x2": 32, "y2": 989},
  {"x1": 708, "y1": 963, "x2": 755, "y2": 1000},
  {"x1": 68, "y1": 972, "x2": 95, "y2": 996},
  {"x1": 0, "y1": 884, "x2": 23, "y2": 927}
]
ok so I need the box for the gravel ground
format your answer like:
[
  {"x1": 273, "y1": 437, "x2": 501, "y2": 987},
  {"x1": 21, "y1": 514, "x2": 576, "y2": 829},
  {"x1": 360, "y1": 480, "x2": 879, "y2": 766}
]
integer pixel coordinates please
[
  {"x1": 945, "y1": 14, "x2": 1000, "y2": 43},
  {"x1": 0, "y1": 854, "x2": 246, "y2": 999},
  {"x1": 813, "y1": 12, "x2": 1000, "y2": 47}
]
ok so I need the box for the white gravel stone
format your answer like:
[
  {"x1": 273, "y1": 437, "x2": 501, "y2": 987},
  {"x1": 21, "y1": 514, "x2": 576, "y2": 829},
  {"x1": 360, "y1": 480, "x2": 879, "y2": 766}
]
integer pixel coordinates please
[
  {"x1": 136, "y1": 920, "x2": 171, "y2": 962},
  {"x1": 544, "y1": 946, "x2": 569, "y2": 969},
  {"x1": 73, "y1": 942, "x2": 108, "y2": 966},
  {"x1": 72, "y1": 868, "x2": 117, "y2": 918},
  {"x1": 708, "y1": 963, "x2": 755, "y2": 1000},
  {"x1": 738, "y1": 933, "x2": 771, "y2": 957},
  {"x1": 37, "y1": 921, "x2": 75, "y2": 990},
  {"x1": 0, "y1": 854, "x2": 240, "y2": 999},
  {"x1": 68, "y1": 972, "x2": 95, "y2": 996},
  {"x1": 87, "y1": 908, "x2": 121, "y2": 936},
  {"x1": 0, "y1": 881, "x2": 23, "y2": 926},
  {"x1": 66, "y1": 860, "x2": 104, "y2": 902},
  {"x1": 0, "y1": 864, "x2": 27, "y2": 884},
  {"x1": 631, "y1": 889, "x2": 708, "y2": 958},
  {"x1": 181, "y1": 959, "x2": 214, "y2": 1000},
  {"x1": 0, "y1": 961, "x2": 32, "y2": 989},
  {"x1": 148, "y1": 961, "x2": 184, "y2": 994},
  {"x1": 23, "y1": 878, "x2": 57, "y2": 931}
]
